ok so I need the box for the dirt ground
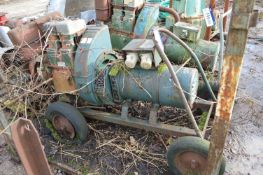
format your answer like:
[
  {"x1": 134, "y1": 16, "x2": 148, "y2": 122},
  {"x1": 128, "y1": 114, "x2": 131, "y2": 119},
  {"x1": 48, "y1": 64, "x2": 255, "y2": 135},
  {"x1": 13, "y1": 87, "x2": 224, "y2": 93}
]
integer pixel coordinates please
[{"x1": 0, "y1": 0, "x2": 263, "y2": 175}]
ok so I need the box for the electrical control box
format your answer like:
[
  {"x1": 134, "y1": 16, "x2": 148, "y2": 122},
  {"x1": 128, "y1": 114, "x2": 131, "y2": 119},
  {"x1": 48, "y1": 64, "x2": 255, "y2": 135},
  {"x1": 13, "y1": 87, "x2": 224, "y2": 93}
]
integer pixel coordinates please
[
  {"x1": 122, "y1": 39, "x2": 162, "y2": 68},
  {"x1": 111, "y1": 8, "x2": 136, "y2": 34},
  {"x1": 174, "y1": 22, "x2": 201, "y2": 42}
]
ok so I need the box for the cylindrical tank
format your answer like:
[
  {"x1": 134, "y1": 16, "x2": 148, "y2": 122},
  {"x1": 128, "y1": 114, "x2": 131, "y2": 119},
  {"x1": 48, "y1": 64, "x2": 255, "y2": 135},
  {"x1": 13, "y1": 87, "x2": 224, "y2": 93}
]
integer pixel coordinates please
[
  {"x1": 95, "y1": 0, "x2": 111, "y2": 22},
  {"x1": 0, "y1": 26, "x2": 13, "y2": 47},
  {"x1": 164, "y1": 39, "x2": 220, "y2": 71},
  {"x1": 111, "y1": 66, "x2": 199, "y2": 108}
]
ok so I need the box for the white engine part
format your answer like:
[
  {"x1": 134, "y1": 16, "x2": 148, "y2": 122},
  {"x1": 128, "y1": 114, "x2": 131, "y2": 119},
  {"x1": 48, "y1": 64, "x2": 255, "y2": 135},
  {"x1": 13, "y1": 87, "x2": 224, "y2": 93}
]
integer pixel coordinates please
[
  {"x1": 140, "y1": 53, "x2": 153, "y2": 70},
  {"x1": 44, "y1": 19, "x2": 86, "y2": 35},
  {"x1": 125, "y1": 52, "x2": 139, "y2": 69}
]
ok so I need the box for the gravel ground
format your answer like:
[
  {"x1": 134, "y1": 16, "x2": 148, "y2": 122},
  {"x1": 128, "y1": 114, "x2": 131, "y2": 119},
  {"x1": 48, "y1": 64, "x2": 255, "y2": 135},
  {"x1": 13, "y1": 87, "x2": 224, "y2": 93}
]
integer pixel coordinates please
[{"x1": 0, "y1": 135, "x2": 25, "y2": 175}]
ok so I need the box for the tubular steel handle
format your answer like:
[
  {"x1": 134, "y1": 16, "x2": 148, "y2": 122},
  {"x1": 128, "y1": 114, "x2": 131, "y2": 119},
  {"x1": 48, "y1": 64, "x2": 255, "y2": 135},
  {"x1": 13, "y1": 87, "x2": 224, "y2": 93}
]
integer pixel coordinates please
[{"x1": 153, "y1": 29, "x2": 203, "y2": 138}]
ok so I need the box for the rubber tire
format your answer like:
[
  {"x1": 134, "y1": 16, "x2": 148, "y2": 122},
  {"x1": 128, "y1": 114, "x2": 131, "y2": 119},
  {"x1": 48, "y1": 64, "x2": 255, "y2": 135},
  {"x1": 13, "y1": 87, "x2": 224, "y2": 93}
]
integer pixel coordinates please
[
  {"x1": 167, "y1": 136, "x2": 226, "y2": 175},
  {"x1": 46, "y1": 102, "x2": 89, "y2": 143}
]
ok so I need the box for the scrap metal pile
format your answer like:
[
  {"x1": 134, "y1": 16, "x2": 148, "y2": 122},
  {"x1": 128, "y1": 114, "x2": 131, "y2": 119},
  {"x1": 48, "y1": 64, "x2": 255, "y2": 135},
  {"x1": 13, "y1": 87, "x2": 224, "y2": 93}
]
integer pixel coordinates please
[{"x1": 1, "y1": 0, "x2": 254, "y2": 174}]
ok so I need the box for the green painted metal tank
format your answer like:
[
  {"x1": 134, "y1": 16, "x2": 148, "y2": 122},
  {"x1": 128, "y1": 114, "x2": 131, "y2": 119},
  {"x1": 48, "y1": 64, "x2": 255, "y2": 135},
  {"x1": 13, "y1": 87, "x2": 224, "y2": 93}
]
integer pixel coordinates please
[
  {"x1": 110, "y1": 66, "x2": 199, "y2": 108},
  {"x1": 73, "y1": 25, "x2": 200, "y2": 109},
  {"x1": 164, "y1": 38, "x2": 220, "y2": 71}
]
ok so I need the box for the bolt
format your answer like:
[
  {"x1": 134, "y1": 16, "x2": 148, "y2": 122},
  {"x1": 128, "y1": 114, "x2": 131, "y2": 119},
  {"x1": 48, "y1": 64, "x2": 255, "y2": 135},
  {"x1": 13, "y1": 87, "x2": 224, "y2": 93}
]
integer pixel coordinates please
[{"x1": 191, "y1": 159, "x2": 197, "y2": 169}]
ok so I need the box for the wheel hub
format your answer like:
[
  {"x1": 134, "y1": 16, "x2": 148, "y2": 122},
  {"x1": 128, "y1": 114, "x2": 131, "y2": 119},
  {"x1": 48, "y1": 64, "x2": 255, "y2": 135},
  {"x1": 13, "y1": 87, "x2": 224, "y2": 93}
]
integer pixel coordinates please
[
  {"x1": 174, "y1": 151, "x2": 208, "y2": 174},
  {"x1": 52, "y1": 115, "x2": 75, "y2": 139}
]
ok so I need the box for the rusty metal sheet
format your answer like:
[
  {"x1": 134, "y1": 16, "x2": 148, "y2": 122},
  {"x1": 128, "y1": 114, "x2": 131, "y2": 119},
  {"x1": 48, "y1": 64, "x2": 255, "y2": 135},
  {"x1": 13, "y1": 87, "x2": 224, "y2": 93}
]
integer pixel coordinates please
[
  {"x1": 8, "y1": 21, "x2": 40, "y2": 46},
  {"x1": 8, "y1": 12, "x2": 63, "y2": 47},
  {"x1": 205, "y1": 0, "x2": 255, "y2": 174},
  {"x1": 18, "y1": 42, "x2": 42, "y2": 61},
  {"x1": 11, "y1": 118, "x2": 52, "y2": 175}
]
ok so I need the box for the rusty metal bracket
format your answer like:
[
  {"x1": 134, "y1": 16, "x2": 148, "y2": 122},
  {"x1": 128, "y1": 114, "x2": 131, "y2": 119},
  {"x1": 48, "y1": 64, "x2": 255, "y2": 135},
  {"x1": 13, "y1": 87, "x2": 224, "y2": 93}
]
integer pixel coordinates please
[
  {"x1": 205, "y1": 0, "x2": 256, "y2": 174},
  {"x1": 11, "y1": 118, "x2": 52, "y2": 175}
]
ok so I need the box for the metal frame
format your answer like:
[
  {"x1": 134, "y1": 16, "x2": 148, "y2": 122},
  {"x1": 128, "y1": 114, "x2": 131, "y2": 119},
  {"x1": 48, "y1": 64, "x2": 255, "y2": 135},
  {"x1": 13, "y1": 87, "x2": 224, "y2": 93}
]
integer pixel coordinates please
[
  {"x1": 80, "y1": 108, "x2": 197, "y2": 136},
  {"x1": 80, "y1": 102, "x2": 213, "y2": 138},
  {"x1": 205, "y1": 0, "x2": 256, "y2": 174}
]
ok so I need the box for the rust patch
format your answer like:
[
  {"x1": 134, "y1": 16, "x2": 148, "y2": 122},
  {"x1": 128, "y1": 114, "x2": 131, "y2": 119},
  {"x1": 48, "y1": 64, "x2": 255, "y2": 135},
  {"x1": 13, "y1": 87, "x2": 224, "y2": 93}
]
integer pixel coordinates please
[
  {"x1": 52, "y1": 68, "x2": 76, "y2": 93},
  {"x1": 206, "y1": 0, "x2": 255, "y2": 174},
  {"x1": 11, "y1": 118, "x2": 52, "y2": 175},
  {"x1": 216, "y1": 55, "x2": 243, "y2": 120},
  {"x1": 205, "y1": 118, "x2": 230, "y2": 175},
  {"x1": 52, "y1": 115, "x2": 75, "y2": 139}
]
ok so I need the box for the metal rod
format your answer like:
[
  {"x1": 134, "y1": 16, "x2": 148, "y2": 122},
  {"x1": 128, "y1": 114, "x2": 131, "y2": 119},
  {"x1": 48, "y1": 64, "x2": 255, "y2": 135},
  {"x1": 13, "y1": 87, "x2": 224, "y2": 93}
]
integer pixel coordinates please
[
  {"x1": 153, "y1": 29, "x2": 203, "y2": 138},
  {"x1": 204, "y1": 0, "x2": 216, "y2": 40},
  {"x1": 157, "y1": 28, "x2": 217, "y2": 101},
  {"x1": 205, "y1": 0, "x2": 255, "y2": 174},
  {"x1": 159, "y1": 6, "x2": 180, "y2": 23},
  {"x1": 218, "y1": 9, "x2": 232, "y2": 80},
  {"x1": 80, "y1": 108, "x2": 196, "y2": 136},
  {"x1": 202, "y1": 103, "x2": 214, "y2": 137}
]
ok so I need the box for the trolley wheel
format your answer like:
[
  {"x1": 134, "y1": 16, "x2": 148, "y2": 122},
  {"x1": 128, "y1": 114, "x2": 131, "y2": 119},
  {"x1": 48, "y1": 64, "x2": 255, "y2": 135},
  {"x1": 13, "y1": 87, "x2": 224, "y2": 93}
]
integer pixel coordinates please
[
  {"x1": 167, "y1": 136, "x2": 225, "y2": 175},
  {"x1": 46, "y1": 102, "x2": 89, "y2": 143}
]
